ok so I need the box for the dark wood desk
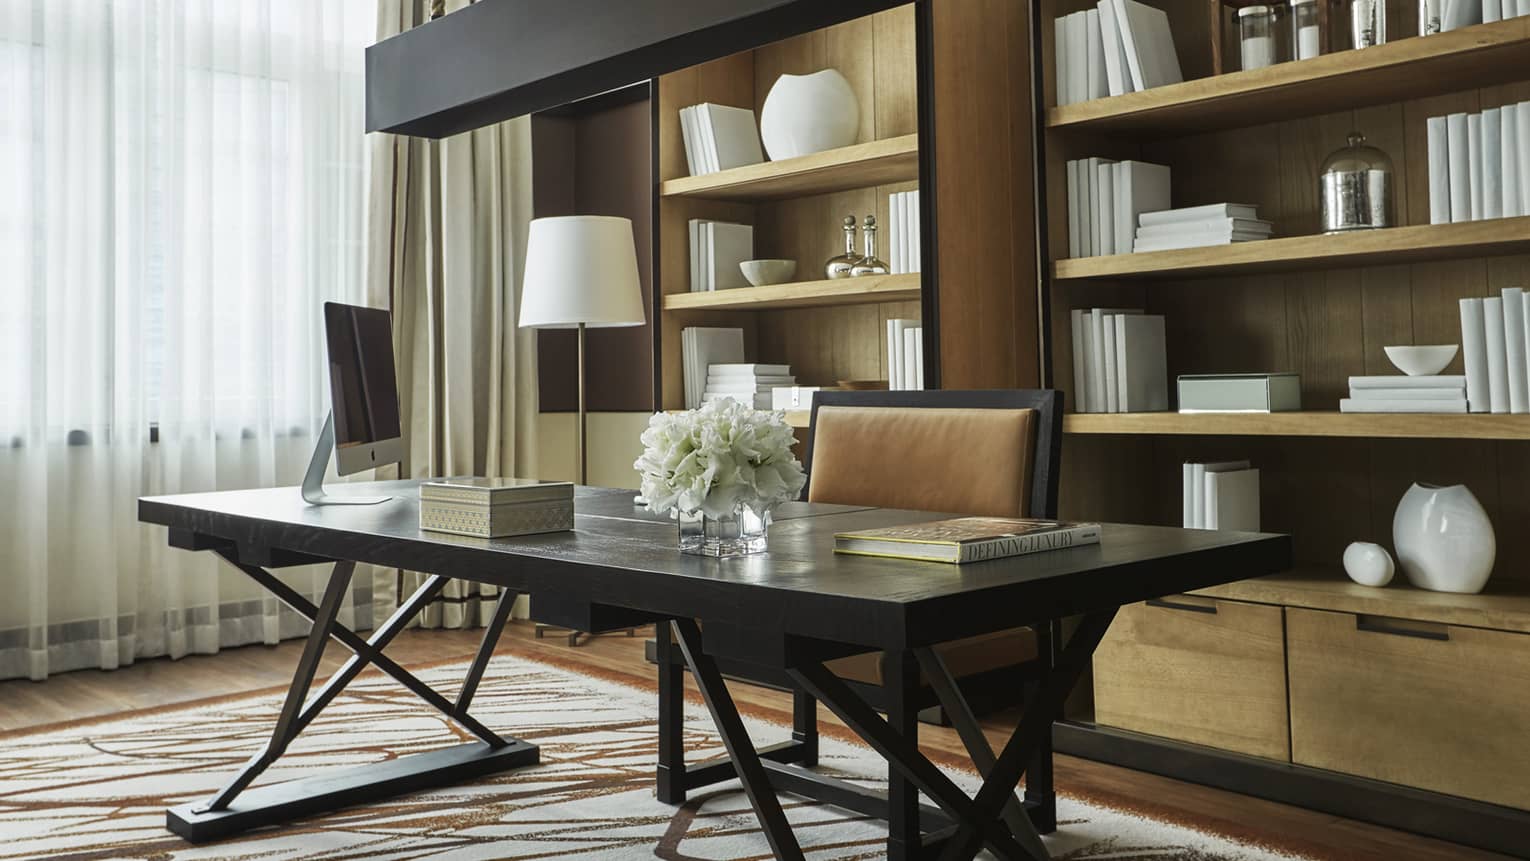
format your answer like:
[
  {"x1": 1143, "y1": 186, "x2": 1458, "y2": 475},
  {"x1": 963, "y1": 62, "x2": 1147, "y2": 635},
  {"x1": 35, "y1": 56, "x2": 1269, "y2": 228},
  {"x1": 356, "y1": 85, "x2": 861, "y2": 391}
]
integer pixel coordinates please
[{"x1": 140, "y1": 481, "x2": 1291, "y2": 858}]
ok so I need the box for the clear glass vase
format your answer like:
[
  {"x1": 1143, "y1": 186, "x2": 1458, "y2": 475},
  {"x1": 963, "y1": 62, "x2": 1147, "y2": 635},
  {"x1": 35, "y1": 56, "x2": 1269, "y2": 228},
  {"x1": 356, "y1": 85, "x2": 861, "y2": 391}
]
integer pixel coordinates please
[{"x1": 678, "y1": 504, "x2": 770, "y2": 557}]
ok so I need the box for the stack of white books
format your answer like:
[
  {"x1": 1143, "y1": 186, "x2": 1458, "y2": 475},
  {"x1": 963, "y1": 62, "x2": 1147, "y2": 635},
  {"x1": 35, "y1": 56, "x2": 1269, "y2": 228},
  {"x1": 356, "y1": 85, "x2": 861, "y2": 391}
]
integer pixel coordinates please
[
  {"x1": 887, "y1": 189, "x2": 921, "y2": 274},
  {"x1": 1460, "y1": 287, "x2": 1530, "y2": 413},
  {"x1": 679, "y1": 103, "x2": 765, "y2": 176},
  {"x1": 887, "y1": 319, "x2": 924, "y2": 390},
  {"x1": 1069, "y1": 308, "x2": 1168, "y2": 413},
  {"x1": 688, "y1": 220, "x2": 753, "y2": 291},
  {"x1": 1340, "y1": 376, "x2": 1467, "y2": 414},
  {"x1": 682, "y1": 327, "x2": 744, "y2": 410},
  {"x1": 1054, "y1": 0, "x2": 1182, "y2": 105},
  {"x1": 1181, "y1": 460, "x2": 1259, "y2": 531},
  {"x1": 419, "y1": 478, "x2": 574, "y2": 539},
  {"x1": 1133, "y1": 203, "x2": 1271, "y2": 253},
  {"x1": 1434, "y1": 1, "x2": 1530, "y2": 32},
  {"x1": 1066, "y1": 158, "x2": 1170, "y2": 257},
  {"x1": 704, "y1": 364, "x2": 795, "y2": 410},
  {"x1": 1426, "y1": 102, "x2": 1530, "y2": 225}
]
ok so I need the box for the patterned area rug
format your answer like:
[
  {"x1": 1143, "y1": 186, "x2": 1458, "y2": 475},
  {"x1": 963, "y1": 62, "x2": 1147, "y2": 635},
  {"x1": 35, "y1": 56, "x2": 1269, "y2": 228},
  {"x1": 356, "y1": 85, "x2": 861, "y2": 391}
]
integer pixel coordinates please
[{"x1": 0, "y1": 653, "x2": 1309, "y2": 860}]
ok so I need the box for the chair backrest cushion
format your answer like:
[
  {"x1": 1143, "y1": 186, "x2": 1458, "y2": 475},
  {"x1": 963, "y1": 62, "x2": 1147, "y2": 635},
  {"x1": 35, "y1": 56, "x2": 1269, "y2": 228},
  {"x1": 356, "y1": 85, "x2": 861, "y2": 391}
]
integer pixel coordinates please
[{"x1": 806, "y1": 405, "x2": 1037, "y2": 518}]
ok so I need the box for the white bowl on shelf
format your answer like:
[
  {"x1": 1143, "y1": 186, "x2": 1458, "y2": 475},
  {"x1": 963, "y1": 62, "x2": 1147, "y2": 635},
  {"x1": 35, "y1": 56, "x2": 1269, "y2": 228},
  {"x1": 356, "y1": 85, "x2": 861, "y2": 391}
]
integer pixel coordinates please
[
  {"x1": 739, "y1": 259, "x2": 797, "y2": 286},
  {"x1": 1384, "y1": 344, "x2": 1458, "y2": 376}
]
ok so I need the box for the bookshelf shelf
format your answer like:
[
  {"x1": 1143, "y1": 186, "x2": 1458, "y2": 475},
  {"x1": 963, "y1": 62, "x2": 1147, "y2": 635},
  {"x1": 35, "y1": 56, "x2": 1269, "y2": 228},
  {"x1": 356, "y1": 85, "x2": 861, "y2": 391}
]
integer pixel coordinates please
[
  {"x1": 1062, "y1": 411, "x2": 1530, "y2": 440},
  {"x1": 662, "y1": 272, "x2": 921, "y2": 311},
  {"x1": 1052, "y1": 216, "x2": 1530, "y2": 281},
  {"x1": 1190, "y1": 568, "x2": 1530, "y2": 635},
  {"x1": 659, "y1": 134, "x2": 919, "y2": 201},
  {"x1": 1047, "y1": 18, "x2": 1530, "y2": 136}
]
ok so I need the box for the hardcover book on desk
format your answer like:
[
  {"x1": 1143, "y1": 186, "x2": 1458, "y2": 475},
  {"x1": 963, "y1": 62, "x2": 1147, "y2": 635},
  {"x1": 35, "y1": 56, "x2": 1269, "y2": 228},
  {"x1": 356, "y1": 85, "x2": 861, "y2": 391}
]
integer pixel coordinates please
[
  {"x1": 1177, "y1": 373, "x2": 1301, "y2": 413},
  {"x1": 833, "y1": 517, "x2": 1101, "y2": 564}
]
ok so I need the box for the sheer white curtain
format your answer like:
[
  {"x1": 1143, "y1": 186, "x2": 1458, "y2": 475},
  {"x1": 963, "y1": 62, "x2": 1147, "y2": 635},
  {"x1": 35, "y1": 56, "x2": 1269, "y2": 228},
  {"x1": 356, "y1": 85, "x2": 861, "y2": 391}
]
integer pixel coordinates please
[{"x1": 0, "y1": 0, "x2": 381, "y2": 681}]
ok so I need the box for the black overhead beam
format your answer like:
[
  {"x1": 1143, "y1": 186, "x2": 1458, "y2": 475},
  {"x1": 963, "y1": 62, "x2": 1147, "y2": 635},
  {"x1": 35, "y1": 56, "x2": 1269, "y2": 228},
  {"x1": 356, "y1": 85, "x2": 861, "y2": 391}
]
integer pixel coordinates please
[{"x1": 366, "y1": 0, "x2": 903, "y2": 139}]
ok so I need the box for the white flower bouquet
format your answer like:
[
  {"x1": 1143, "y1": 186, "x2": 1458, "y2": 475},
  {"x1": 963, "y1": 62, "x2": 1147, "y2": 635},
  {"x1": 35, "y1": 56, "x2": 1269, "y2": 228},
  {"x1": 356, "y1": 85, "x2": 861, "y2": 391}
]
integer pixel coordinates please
[{"x1": 634, "y1": 399, "x2": 807, "y2": 524}]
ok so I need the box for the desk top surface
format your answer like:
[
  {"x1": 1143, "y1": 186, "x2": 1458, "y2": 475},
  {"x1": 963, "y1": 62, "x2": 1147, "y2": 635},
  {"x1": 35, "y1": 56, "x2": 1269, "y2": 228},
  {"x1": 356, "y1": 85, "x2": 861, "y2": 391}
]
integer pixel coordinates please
[{"x1": 140, "y1": 480, "x2": 1291, "y2": 649}]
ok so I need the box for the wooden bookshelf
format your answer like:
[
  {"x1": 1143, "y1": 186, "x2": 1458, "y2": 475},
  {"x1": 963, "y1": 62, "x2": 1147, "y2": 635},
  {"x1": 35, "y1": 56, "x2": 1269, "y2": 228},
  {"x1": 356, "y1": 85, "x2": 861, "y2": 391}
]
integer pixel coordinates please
[
  {"x1": 1048, "y1": 18, "x2": 1530, "y2": 136},
  {"x1": 1053, "y1": 216, "x2": 1530, "y2": 281},
  {"x1": 662, "y1": 273, "x2": 920, "y2": 311},
  {"x1": 659, "y1": 134, "x2": 919, "y2": 202},
  {"x1": 1063, "y1": 411, "x2": 1530, "y2": 441},
  {"x1": 1190, "y1": 568, "x2": 1530, "y2": 635}
]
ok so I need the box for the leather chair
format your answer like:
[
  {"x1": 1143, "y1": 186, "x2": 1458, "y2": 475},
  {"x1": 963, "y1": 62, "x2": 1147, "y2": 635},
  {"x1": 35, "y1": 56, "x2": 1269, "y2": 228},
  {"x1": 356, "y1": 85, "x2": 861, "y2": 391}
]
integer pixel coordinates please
[{"x1": 654, "y1": 389, "x2": 1065, "y2": 836}]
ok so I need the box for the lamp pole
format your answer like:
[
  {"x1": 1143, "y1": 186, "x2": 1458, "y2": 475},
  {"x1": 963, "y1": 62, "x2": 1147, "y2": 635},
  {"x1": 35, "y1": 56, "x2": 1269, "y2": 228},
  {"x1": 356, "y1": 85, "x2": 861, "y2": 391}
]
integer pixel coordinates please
[{"x1": 577, "y1": 321, "x2": 587, "y2": 486}]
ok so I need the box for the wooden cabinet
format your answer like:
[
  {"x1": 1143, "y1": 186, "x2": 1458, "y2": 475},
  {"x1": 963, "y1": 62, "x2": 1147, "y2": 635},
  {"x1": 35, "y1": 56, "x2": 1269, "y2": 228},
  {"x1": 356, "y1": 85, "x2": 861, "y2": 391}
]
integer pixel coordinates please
[
  {"x1": 1092, "y1": 595, "x2": 1290, "y2": 761},
  {"x1": 1286, "y1": 606, "x2": 1530, "y2": 811}
]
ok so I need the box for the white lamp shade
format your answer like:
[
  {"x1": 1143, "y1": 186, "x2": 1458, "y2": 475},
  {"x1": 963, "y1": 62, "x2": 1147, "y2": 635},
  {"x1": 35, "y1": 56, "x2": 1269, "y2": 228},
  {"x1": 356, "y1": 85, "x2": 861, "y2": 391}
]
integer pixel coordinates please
[{"x1": 519, "y1": 215, "x2": 646, "y2": 329}]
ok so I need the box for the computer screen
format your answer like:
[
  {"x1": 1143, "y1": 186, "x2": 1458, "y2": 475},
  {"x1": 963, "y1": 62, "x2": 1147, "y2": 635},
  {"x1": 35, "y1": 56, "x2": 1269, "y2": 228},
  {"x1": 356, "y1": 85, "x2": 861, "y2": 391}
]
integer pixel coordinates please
[{"x1": 323, "y1": 302, "x2": 403, "y2": 476}]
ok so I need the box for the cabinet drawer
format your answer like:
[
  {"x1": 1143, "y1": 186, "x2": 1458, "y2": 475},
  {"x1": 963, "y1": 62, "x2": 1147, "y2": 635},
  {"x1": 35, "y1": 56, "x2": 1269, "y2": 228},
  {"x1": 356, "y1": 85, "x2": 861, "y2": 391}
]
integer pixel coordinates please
[
  {"x1": 1092, "y1": 596, "x2": 1289, "y2": 760},
  {"x1": 1287, "y1": 607, "x2": 1530, "y2": 810}
]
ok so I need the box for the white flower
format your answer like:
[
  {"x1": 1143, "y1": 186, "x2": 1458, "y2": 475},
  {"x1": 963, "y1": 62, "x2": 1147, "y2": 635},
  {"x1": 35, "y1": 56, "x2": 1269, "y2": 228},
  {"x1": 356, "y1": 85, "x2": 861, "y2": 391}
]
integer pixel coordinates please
[{"x1": 633, "y1": 399, "x2": 807, "y2": 519}]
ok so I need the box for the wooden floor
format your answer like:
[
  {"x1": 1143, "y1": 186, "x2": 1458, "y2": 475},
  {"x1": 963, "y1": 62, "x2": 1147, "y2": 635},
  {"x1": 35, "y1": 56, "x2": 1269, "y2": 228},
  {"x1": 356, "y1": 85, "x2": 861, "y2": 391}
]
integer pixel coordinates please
[{"x1": 0, "y1": 621, "x2": 1503, "y2": 861}]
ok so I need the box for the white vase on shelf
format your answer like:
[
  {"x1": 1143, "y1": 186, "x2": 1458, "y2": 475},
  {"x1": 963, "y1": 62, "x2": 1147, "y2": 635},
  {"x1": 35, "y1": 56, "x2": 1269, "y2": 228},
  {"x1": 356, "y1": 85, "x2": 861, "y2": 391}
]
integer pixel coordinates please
[
  {"x1": 1342, "y1": 541, "x2": 1395, "y2": 587},
  {"x1": 759, "y1": 69, "x2": 859, "y2": 161},
  {"x1": 1391, "y1": 483, "x2": 1495, "y2": 594}
]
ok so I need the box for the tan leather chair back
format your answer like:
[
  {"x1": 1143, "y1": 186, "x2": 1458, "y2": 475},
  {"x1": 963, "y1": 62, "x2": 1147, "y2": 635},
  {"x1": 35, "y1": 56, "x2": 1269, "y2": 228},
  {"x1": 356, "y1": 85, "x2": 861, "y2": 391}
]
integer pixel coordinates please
[{"x1": 806, "y1": 405, "x2": 1037, "y2": 517}]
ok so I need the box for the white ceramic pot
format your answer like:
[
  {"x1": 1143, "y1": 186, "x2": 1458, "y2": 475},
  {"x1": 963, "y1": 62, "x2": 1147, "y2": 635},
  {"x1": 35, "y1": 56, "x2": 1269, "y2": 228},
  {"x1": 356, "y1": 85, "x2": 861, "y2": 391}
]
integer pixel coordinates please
[
  {"x1": 759, "y1": 69, "x2": 859, "y2": 161},
  {"x1": 1391, "y1": 483, "x2": 1495, "y2": 594},
  {"x1": 1342, "y1": 541, "x2": 1394, "y2": 587}
]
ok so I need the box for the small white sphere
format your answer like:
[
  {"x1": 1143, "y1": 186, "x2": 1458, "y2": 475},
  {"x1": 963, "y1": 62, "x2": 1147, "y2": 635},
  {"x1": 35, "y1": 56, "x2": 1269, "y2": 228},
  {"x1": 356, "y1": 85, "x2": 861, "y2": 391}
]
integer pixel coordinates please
[{"x1": 1343, "y1": 541, "x2": 1395, "y2": 587}]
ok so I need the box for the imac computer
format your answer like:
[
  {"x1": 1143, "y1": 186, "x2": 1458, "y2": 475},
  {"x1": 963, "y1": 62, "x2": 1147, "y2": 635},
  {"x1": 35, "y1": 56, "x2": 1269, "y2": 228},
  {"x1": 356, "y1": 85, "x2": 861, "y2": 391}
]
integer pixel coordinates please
[{"x1": 300, "y1": 301, "x2": 405, "y2": 505}]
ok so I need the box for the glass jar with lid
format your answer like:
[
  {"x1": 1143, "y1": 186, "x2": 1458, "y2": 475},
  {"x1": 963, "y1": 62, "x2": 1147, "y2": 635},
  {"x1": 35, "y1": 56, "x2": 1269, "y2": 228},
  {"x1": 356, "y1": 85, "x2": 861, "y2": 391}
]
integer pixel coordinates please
[
  {"x1": 1320, "y1": 132, "x2": 1394, "y2": 232},
  {"x1": 1290, "y1": 0, "x2": 1321, "y2": 60},
  {"x1": 1238, "y1": 5, "x2": 1280, "y2": 70}
]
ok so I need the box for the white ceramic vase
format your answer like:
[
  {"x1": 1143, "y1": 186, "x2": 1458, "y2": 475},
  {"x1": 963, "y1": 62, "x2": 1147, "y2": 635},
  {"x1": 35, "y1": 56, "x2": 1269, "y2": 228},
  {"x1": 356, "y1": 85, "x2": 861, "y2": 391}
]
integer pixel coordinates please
[
  {"x1": 1391, "y1": 483, "x2": 1495, "y2": 594},
  {"x1": 1342, "y1": 541, "x2": 1394, "y2": 587},
  {"x1": 759, "y1": 69, "x2": 859, "y2": 161}
]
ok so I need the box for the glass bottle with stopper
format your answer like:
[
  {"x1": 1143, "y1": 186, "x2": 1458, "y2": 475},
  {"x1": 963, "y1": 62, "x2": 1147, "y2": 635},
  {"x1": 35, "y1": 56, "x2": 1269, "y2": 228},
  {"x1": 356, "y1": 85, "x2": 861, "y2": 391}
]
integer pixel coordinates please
[
  {"x1": 850, "y1": 214, "x2": 889, "y2": 277},
  {"x1": 824, "y1": 215, "x2": 860, "y2": 279}
]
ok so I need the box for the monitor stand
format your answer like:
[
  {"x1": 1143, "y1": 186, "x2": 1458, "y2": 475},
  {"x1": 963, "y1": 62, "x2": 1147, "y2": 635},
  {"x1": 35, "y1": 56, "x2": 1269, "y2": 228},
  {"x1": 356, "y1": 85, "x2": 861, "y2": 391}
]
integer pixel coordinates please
[{"x1": 301, "y1": 412, "x2": 393, "y2": 506}]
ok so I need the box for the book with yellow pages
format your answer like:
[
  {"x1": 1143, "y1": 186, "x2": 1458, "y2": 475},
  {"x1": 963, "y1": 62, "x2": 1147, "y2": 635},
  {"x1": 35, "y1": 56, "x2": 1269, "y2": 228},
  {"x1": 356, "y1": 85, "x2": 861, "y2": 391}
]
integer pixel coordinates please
[{"x1": 833, "y1": 517, "x2": 1101, "y2": 564}]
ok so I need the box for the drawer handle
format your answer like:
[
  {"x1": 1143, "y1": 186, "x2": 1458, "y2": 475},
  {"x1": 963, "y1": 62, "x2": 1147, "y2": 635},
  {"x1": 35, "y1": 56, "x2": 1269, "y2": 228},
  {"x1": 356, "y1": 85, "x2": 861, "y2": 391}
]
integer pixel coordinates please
[
  {"x1": 1146, "y1": 597, "x2": 1218, "y2": 615},
  {"x1": 1356, "y1": 614, "x2": 1449, "y2": 642}
]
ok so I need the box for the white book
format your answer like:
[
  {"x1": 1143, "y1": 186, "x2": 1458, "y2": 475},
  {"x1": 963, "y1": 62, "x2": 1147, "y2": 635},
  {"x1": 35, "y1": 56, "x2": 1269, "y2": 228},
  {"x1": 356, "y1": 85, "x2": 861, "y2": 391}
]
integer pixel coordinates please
[
  {"x1": 1521, "y1": 0, "x2": 1530, "y2": 17},
  {"x1": 1103, "y1": 314, "x2": 1121, "y2": 412},
  {"x1": 1085, "y1": 157, "x2": 1111, "y2": 256},
  {"x1": 903, "y1": 191, "x2": 915, "y2": 273},
  {"x1": 1055, "y1": 15, "x2": 1070, "y2": 106},
  {"x1": 1117, "y1": 314, "x2": 1169, "y2": 412},
  {"x1": 1484, "y1": 108, "x2": 1503, "y2": 219},
  {"x1": 1139, "y1": 203, "x2": 1259, "y2": 226},
  {"x1": 702, "y1": 221, "x2": 713, "y2": 290},
  {"x1": 1505, "y1": 104, "x2": 1522, "y2": 218},
  {"x1": 1443, "y1": 0, "x2": 1482, "y2": 29},
  {"x1": 1485, "y1": 0, "x2": 1503, "y2": 22},
  {"x1": 1112, "y1": 0, "x2": 1183, "y2": 91},
  {"x1": 1135, "y1": 218, "x2": 1272, "y2": 238},
  {"x1": 688, "y1": 219, "x2": 703, "y2": 292},
  {"x1": 1095, "y1": 160, "x2": 1116, "y2": 257},
  {"x1": 903, "y1": 326, "x2": 920, "y2": 392},
  {"x1": 1519, "y1": 101, "x2": 1530, "y2": 217},
  {"x1": 1067, "y1": 160, "x2": 1083, "y2": 258},
  {"x1": 889, "y1": 319, "x2": 916, "y2": 390},
  {"x1": 1339, "y1": 398, "x2": 1468, "y2": 413},
  {"x1": 709, "y1": 363, "x2": 791, "y2": 376},
  {"x1": 1115, "y1": 161, "x2": 1172, "y2": 255},
  {"x1": 1448, "y1": 113, "x2": 1471, "y2": 222},
  {"x1": 1098, "y1": 0, "x2": 1132, "y2": 97},
  {"x1": 1071, "y1": 309, "x2": 1091, "y2": 413},
  {"x1": 679, "y1": 107, "x2": 700, "y2": 176},
  {"x1": 910, "y1": 190, "x2": 921, "y2": 272},
  {"x1": 1132, "y1": 233, "x2": 1269, "y2": 252},
  {"x1": 709, "y1": 221, "x2": 753, "y2": 290},
  {"x1": 1460, "y1": 298, "x2": 1490, "y2": 412},
  {"x1": 1428, "y1": 115, "x2": 1451, "y2": 225},
  {"x1": 1182, "y1": 464, "x2": 1195, "y2": 528},
  {"x1": 914, "y1": 329, "x2": 925, "y2": 389},
  {"x1": 1350, "y1": 387, "x2": 1465, "y2": 400},
  {"x1": 1469, "y1": 112, "x2": 1484, "y2": 221},
  {"x1": 702, "y1": 103, "x2": 765, "y2": 171},
  {"x1": 1085, "y1": 9, "x2": 1108, "y2": 101},
  {"x1": 1522, "y1": 291, "x2": 1530, "y2": 416},
  {"x1": 888, "y1": 192, "x2": 902, "y2": 274},
  {"x1": 1066, "y1": 12, "x2": 1089, "y2": 106},
  {"x1": 697, "y1": 105, "x2": 720, "y2": 173},
  {"x1": 1205, "y1": 468, "x2": 1259, "y2": 532},
  {"x1": 887, "y1": 319, "x2": 901, "y2": 390},
  {"x1": 1079, "y1": 314, "x2": 1097, "y2": 413},
  {"x1": 683, "y1": 327, "x2": 745, "y2": 410},
  {"x1": 1191, "y1": 460, "x2": 1251, "y2": 529},
  {"x1": 1091, "y1": 308, "x2": 1141, "y2": 413},
  {"x1": 1486, "y1": 296, "x2": 1509, "y2": 413},
  {"x1": 1349, "y1": 375, "x2": 1466, "y2": 389},
  {"x1": 1505, "y1": 287, "x2": 1529, "y2": 412}
]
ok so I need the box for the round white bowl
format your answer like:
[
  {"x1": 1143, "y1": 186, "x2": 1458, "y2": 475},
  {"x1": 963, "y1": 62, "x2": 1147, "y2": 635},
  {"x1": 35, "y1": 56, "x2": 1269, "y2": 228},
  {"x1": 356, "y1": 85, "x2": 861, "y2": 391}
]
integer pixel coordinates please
[
  {"x1": 1384, "y1": 344, "x2": 1458, "y2": 376},
  {"x1": 739, "y1": 259, "x2": 797, "y2": 286}
]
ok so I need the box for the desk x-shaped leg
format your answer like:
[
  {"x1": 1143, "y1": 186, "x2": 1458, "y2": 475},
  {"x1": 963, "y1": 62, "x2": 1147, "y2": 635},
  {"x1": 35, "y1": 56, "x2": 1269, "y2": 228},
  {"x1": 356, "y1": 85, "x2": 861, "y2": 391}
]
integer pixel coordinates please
[
  {"x1": 166, "y1": 551, "x2": 539, "y2": 843},
  {"x1": 673, "y1": 609, "x2": 1116, "y2": 860}
]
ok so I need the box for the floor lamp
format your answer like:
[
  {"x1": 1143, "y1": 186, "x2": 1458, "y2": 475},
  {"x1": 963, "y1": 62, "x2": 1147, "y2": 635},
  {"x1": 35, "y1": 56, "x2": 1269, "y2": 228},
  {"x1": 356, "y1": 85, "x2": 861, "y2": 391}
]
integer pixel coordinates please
[{"x1": 518, "y1": 215, "x2": 646, "y2": 645}]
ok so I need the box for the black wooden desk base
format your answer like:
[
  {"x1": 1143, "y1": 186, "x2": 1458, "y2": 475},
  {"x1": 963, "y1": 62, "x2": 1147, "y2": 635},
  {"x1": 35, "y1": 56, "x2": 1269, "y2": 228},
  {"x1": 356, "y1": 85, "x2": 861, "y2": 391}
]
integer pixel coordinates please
[{"x1": 166, "y1": 540, "x2": 539, "y2": 843}]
